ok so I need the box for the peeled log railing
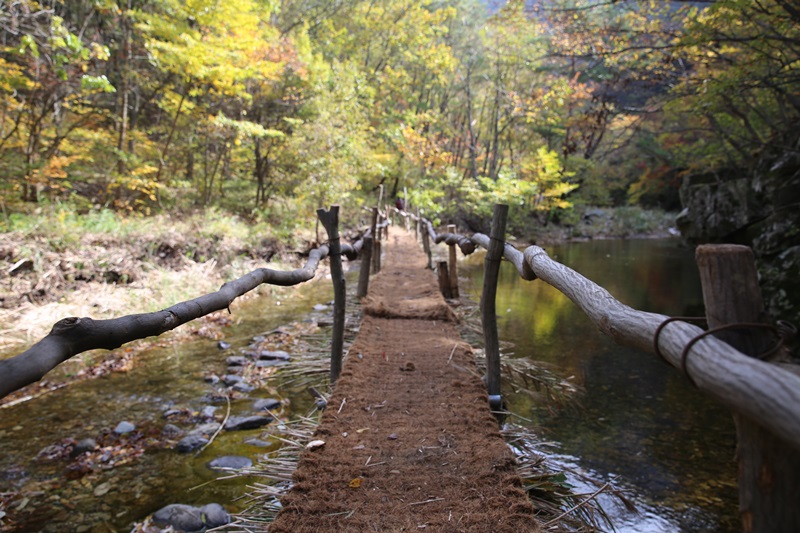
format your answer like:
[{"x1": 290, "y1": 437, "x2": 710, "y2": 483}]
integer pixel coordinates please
[{"x1": 412, "y1": 202, "x2": 800, "y2": 533}]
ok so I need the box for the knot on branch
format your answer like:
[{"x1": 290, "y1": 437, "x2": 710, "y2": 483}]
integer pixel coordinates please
[{"x1": 51, "y1": 317, "x2": 84, "y2": 335}]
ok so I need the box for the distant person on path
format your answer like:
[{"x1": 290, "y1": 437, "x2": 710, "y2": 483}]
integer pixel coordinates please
[{"x1": 395, "y1": 197, "x2": 405, "y2": 211}]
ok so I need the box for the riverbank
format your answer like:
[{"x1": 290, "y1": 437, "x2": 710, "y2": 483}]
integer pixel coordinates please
[{"x1": 0, "y1": 205, "x2": 676, "y2": 407}]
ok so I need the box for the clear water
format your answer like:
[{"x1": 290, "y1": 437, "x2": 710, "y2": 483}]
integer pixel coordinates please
[
  {"x1": 0, "y1": 277, "x2": 337, "y2": 532},
  {"x1": 461, "y1": 238, "x2": 738, "y2": 532},
  {"x1": 1, "y1": 240, "x2": 739, "y2": 532}
]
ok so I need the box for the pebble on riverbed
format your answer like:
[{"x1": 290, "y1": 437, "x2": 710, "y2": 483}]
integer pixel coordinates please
[{"x1": 114, "y1": 421, "x2": 135, "y2": 435}]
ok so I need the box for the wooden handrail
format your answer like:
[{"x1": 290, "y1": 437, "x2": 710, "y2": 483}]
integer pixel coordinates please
[
  {"x1": 0, "y1": 213, "x2": 372, "y2": 401},
  {"x1": 427, "y1": 227, "x2": 800, "y2": 452}
]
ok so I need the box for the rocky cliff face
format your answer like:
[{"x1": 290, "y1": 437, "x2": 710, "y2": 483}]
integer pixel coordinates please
[{"x1": 676, "y1": 141, "x2": 800, "y2": 331}]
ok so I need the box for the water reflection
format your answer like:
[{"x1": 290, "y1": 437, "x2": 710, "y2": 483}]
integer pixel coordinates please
[{"x1": 463, "y1": 239, "x2": 738, "y2": 533}]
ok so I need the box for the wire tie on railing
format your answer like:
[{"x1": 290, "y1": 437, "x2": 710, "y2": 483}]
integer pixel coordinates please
[
  {"x1": 653, "y1": 316, "x2": 707, "y2": 366},
  {"x1": 675, "y1": 321, "x2": 791, "y2": 387}
]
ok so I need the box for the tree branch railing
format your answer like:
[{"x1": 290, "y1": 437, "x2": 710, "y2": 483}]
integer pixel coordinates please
[{"x1": 0, "y1": 206, "x2": 374, "y2": 401}]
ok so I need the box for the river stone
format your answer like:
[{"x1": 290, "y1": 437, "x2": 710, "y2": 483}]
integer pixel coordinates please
[
  {"x1": 200, "y1": 406, "x2": 217, "y2": 419},
  {"x1": 217, "y1": 340, "x2": 231, "y2": 350},
  {"x1": 232, "y1": 382, "x2": 255, "y2": 393},
  {"x1": 222, "y1": 374, "x2": 243, "y2": 386},
  {"x1": 224, "y1": 415, "x2": 273, "y2": 431},
  {"x1": 70, "y1": 438, "x2": 97, "y2": 457},
  {"x1": 175, "y1": 434, "x2": 208, "y2": 454},
  {"x1": 188, "y1": 423, "x2": 219, "y2": 436},
  {"x1": 255, "y1": 359, "x2": 289, "y2": 368},
  {"x1": 253, "y1": 398, "x2": 281, "y2": 411},
  {"x1": 114, "y1": 421, "x2": 135, "y2": 435},
  {"x1": 161, "y1": 424, "x2": 183, "y2": 438},
  {"x1": 152, "y1": 504, "x2": 204, "y2": 531},
  {"x1": 226, "y1": 355, "x2": 247, "y2": 366},
  {"x1": 258, "y1": 350, "x2": 290, "y2": 361},
  {"x1": 207, "y1": 455, "x2": 253, "y2": 470},
  {"x1": 244, "y1": 437, "x2": 272, "y2": 447},
  {"x1": 313, "y1": 303, "x2": 328, "y2": 311},
  {"x1": 204, "y1": 373, "x2": 220, "y2": 384},
  {"x1": 198, "y1": 503, "x2": 230, "y2": 527}
]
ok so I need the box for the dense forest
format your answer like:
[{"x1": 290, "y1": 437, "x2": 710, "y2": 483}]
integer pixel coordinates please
[{"x1": 1, "y1": 0, "x2": 797, "y2": 233}]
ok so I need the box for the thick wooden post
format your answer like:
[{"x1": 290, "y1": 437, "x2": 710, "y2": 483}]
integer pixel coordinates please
[
  {"x1": 482, "y1": 204, "x2": 508, "y2": 410},
  {"x1": 370, "y1": 207, "x2": 380, "y2": 275},
  {"x1": 696, "y1": 244, "x2": 800, "y2": 533},
  {"x1": 317, "y1": 206, "x2": 346, "y2": 383},
  {"x1": 356, "y1": 236, "x2": 373, "y2": 299},
  {"x1": 414, "y1": 207, "x2": 420, "y2": 241},
  {"x1": 447, "y1": 224, "x2": 459, "y2": 298},
  {"x1": 437, "y1": 261, "x2": 452, "y2": 299}
]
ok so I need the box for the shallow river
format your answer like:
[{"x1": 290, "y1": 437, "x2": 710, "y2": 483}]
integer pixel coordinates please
[
  {"x1": 461, "y1": 238, "x2": 738, "y2": 532},
  {"x1": 0, "y1": 239, "x2": 738, "y2": 532}
]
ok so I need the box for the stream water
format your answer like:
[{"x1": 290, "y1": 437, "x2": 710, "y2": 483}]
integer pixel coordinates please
[
  {"x1": 0, "y1": 278, "x2": 337, "y2": 532},
  {"x1": 461, "y1": 238, "x2": 738, "y2": 532},
  {"x1": 0, "y1": 239, "x2": 738, "y2": 532}
]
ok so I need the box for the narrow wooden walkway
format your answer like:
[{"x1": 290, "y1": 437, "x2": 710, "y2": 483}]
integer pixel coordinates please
[{"x1": 269, "y1": 228, "x2": 539, "y2": 532}]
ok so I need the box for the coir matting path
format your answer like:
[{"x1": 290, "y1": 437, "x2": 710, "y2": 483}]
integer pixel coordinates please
[{"x1": 269, "y1": 228, "x2": 540, "y2": 532}]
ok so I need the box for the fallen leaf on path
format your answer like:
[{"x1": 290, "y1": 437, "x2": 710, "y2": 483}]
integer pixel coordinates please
[{"x1": 348, "y1": 478, "x2": 363, "y2": 488}]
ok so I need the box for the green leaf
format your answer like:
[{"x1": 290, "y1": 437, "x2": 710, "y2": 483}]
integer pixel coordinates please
[{"x1": 81, "y1": 75, "x2": 117, "y2": 93}]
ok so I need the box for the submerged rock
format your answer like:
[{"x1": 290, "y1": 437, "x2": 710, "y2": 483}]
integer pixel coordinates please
[
  {"x1": 70, "y1": 438, "x2": 97, "y2": 457},
  {"x1": 224, "y1": 415, "x2": 273, "y2": 431},
  {"x1": 258, "y1": 350, "x2": 291, "y2": 361},
  {"x1": 225, "y1": 355, "x2": 247, "y2": 366},
  {"x1": 161, "y1": 424, "x2": 183, "y2": 439},
  {"x1": 152, "y1": 502, "x2": 230, "y2": 531},
  {"x1": 253, "y1": 398, "x2": 281, "y2": 412},
  {"x1": 232, "y1": 382, "x2": 255, "y2": 393},
  {"x1": 200, "y1": 406, "x2": 218, "y2": 419},
  {"x1": 114, "y1": 421, "x2": 135, "y2": 435},
  {"x1": 255, "y1": 359, "x2": 289, "y2": 368},
  {"x1": 207, "y1": 455, "x2": 253, "y2": 470},
  {"x1": 222, "y1": 374, "x2": 243, "y2": 386},
  {"x1": 175, "y1": 434, "x2": 208, "y2": 454}
]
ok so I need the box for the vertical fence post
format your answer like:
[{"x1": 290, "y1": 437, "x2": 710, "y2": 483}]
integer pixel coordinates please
[
  {"x1": 482, "y1": 204, "x2": 508, "y2": 411},
  {"x1": 356, "y1": 236, "x2": 373, "y2": 299},
  {"x1": 696, "y1": 244, "x2": 800, "y2": 533},
  {"x1": 415, "y1": 207, "x2": 420, "y2": 241},
  {"x1": 317, "y1": 206, "x2": 345, "y2": 384},
  {"x1": 437, "y1": 261, "x2": 452, "y2": 299},
  {"x1": 422, "y1": 218, "x2": 432, "y2": 269},
  {"x1": 370, "y1": 207, "x2": 380, "y2": 275},
  {"x1": 447, "y1": 223, "x2": 459, "y2": 298}
]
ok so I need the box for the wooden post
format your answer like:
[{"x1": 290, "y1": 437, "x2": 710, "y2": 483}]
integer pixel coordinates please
[
  {"x1": 414, "y1": 207, "x2": 420, "y2": 241},
  {"x1": 317, "y1": 206, "x2": 345, "y2": 384},
  {"x1": 437, "y1": 261, "x2": 452, "y2": 299},
  {"x1": 422, "y1": 219, "x2": 432, "y2": 269},
  {"x1": 356, "y1": 236, "x2": 373, "y2": 299},
  {"x1": 482, "y1": 204, "x2": 508, "y2": 410},
  {"x1": 447, "y1": 223, "x2": 459, "y2": 298},
  {"x1": 370, "y1": 207, "x2": 379, "y2": 275},
  {"x1": 696, "y1": 244, "x2": 800, "y2": 533}
]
